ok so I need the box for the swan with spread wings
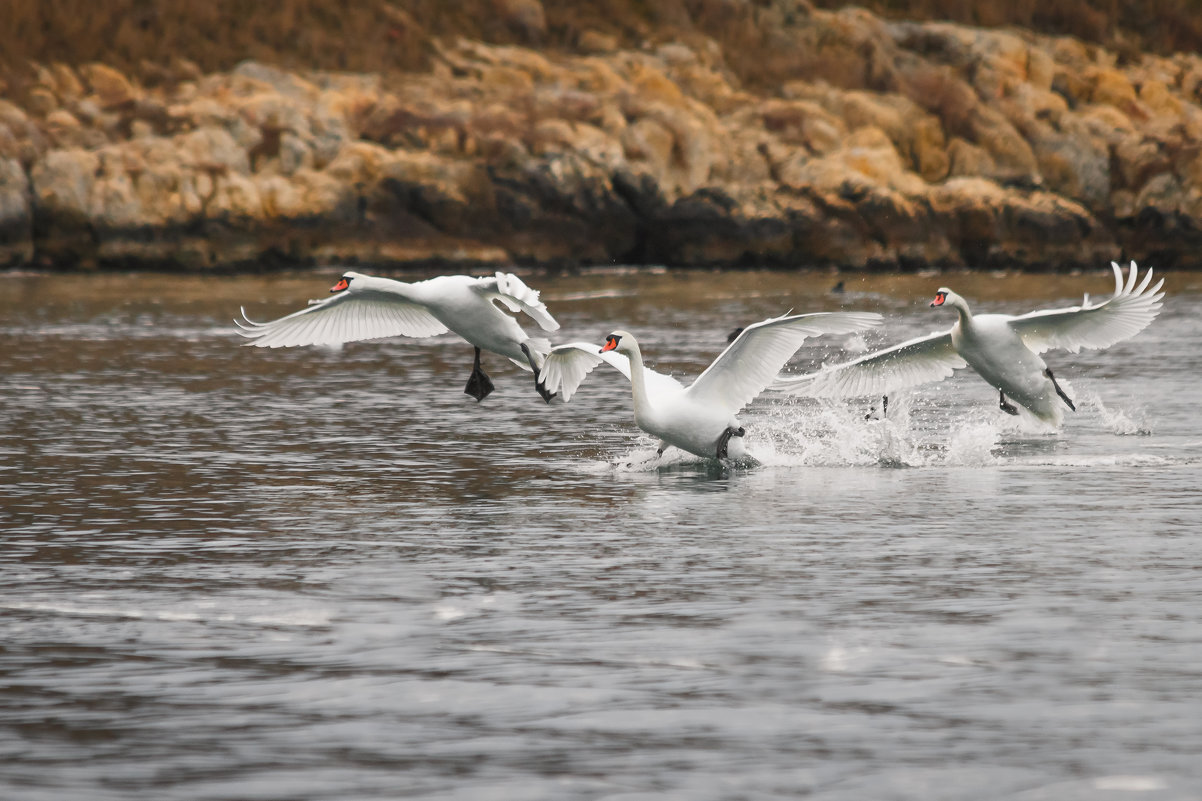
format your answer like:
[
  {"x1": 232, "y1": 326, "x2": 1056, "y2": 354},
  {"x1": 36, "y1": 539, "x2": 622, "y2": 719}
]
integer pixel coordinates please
[
  {"x1": 236, "y1": 271, "x2": 560, "y2": 402},
  {"x1": 772, "y1": 261, "x2": 1165, "y2": 425},
  {"x1": 538, "y1": 311, "x2": 882, "y2": 460}
]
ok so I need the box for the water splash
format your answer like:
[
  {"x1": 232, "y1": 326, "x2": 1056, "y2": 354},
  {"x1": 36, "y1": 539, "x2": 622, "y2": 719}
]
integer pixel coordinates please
[
  {"x1": 942, "y1": 420, "x2": 1005, "y2": 466},
  {"x1": 751, "y1": 395, "x2": 1013, "y2": 468},
  {"x1": 609, "y1": 443, "x2": 748, "y2": 474},
  {"x1": 1084, "y1": 391, "x2": 1153, "y2": 436},
  {"x1": 603, "y1": 396, "x2": 1015, "y2": 471},
  {"x1": 591, "y1": 381, "x2": 1167, "y2": 472}
]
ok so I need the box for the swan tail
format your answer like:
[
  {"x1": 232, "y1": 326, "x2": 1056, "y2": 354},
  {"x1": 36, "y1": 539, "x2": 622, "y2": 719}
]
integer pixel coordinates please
[{"x1": 493, "y1": 272, "x2": 560, "y2": 332}]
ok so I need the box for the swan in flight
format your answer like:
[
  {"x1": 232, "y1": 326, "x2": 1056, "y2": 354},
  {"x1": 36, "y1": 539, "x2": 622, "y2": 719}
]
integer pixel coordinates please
[
  {"x1": 235, "y1": 271, "x2": 561, "y2": 402},
  {"x1": 539, "y1": 311, "x2": 882, "y2": 460},
  {"x1": 772, "y1": 261, "x2": 1165, "y2": 425}
]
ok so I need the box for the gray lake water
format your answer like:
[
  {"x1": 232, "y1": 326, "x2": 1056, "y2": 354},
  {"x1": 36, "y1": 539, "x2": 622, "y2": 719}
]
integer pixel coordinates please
[{"x1": 2, "y1": 267, "x2": 1201, "y2": 801}]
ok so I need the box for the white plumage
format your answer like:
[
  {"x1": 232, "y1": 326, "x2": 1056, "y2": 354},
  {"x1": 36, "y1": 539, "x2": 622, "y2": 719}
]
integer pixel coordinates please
[
  {"x1": 235, "y1": 271, "x2": 561, "y2": 401},
  {"x1": 540, "y1": 311, "x2": 883, "y2": 459},
  {"x1": 773, "y1": 261, "x2": 1166, "y2": 425}
]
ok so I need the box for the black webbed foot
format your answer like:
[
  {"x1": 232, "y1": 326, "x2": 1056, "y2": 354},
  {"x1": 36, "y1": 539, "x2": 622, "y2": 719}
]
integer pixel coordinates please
[
  {"x1": 465, "y1": 367, "x2": 495, "y2": 401},
  {"x1": 535, "y1": 381, "x2": 557, "y2": 404},
  {"x1": 465, "y1": 346, "x2": 495, "y2": 401}
]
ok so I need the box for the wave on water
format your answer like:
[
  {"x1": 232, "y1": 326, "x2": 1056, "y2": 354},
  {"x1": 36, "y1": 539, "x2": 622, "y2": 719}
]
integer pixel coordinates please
[
  {"x1": 13, "y1": 321, "x2": 239, "y2": 342},
  {"x1": 0, "y1": 598, "x2": 334, "y2": 628},
  {"x1": 551, "y1": 288, "x2": 643, "y2": 302}
]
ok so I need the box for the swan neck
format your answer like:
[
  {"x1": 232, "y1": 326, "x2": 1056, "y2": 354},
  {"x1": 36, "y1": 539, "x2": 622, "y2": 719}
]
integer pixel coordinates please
[
  {"x1": 381, "y1": 277, "x2": 418, "y2": 301},
  {"x1": 624, "y1": 344, "x2": 651, "y2": 412},
  {"x1": 950, "y1": 295, "x2": 972, "y2": 323}
]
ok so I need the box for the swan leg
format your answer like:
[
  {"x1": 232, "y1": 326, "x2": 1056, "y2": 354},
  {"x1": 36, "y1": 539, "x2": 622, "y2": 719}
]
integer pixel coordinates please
[
  {"x1": 520, "y1": 342, "x2": 556, "y2": 404},
  {"x1": 1045, "y1": 368, "x2": 1076, "y2": 411},
  {"x1": 716, "y1": 426, "x2": 746, "y2": 459},
  {"x1": 464, "y1": 347, "x2": 495, "y2": 401},
  {"x1": 998, "y1": 389, "x2": 1019, "y2": 416},
  {"x1": 865, "y1": 395, "x2": 889, "y2": 420}
]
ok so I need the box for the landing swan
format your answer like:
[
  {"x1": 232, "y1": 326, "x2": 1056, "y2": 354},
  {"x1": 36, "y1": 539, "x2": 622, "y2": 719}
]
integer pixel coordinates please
[
  {"x1": 539, "y1": 311, "x2": 882, "y2": 460},
  {"x1": 772, "y1": 261, "x2": 1165, "y2": 425},
  {"x1": 235, "y1": 271, "x2": 560, "y2": 402}
]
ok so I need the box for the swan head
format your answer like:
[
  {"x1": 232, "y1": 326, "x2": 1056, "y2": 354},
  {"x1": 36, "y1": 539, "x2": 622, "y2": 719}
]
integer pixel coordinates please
[
  {"x1": 330, "y1": 271, "x2": 368, "y2": 293},
  {"x1": 930, "y1": 287, "x2": 968, "y2": 311},
  {"x1": 601, "y1": 330, "x2": 636, "y2": 355}
]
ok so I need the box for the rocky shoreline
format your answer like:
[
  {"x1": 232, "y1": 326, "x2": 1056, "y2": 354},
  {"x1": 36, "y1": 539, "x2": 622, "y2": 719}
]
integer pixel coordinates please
[{"x1": 4, "y1": 3, "x2": 1202, "y2": 272}]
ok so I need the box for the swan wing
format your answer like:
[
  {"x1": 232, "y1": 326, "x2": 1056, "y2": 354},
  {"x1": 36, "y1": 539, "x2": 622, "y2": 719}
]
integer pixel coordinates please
[
  {"x1": 235, "y1": 290, "x2": 449, "y2": 348},
  {"x1": 772, "y1": 329, "x2": 965, "y2": 398},
  {"x1": 540, "y1": 342, "x2": 684, "y2": 402},
  {"x1": 1008, "y1": 261, "x2": 1165, "y2": 354},
  {"x1": 687, "y1": 311, "x2": 883, "y2": 412},
  {"x1": 478, "y1": 272, "x2": 560, "y2": 332}
]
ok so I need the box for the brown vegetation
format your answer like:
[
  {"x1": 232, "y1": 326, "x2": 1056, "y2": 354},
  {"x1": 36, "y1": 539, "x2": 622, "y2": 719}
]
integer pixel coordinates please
[{"x1": 4, "y1": 0, "x2": 1202, "y2": 91}]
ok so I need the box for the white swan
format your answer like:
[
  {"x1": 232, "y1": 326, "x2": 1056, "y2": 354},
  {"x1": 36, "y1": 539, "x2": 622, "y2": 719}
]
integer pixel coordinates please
[
  {"x1": 235, "y1": 271, "x2": 561, "y2": 401},
  {"x1": 539, "y1": 311, "x2": 882, "y2": 459},
  {"x1": 772, "y1": 261, "x2": 1165, "y2": 425}
]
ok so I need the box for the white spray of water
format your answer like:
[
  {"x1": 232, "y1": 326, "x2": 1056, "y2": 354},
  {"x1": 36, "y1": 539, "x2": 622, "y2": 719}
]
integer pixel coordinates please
[
  {"x1": 1082, "y1": 390, "x2": 1152, "y2": 436},
  {"x1": 596, "y1": 381, "x2": 1169, "y2": 473},
  {"x1": 603, "y1": 395, "x2": 1024, "y2": 472}
]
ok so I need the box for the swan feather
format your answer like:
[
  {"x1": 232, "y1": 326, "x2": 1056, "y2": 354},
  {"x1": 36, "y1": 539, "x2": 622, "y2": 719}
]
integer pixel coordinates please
[
  {"x1": 1008, "y1": 261, "x2": 1165, "y2": 354},
  {"x1": 235, "y1": 289, "x2": 449, "y2": 348},
  {"x1": 689, "y1": 311, "x2": 883, "y2": 411},
  {"x1": 773, "y1": 329, "x2": 966, "y2": 398}
]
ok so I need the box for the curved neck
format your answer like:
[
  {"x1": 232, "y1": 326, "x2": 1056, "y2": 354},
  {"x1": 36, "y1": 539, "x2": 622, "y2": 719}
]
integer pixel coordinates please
[
  {"x1": 624, "y1": 344, "x2": 651, "y2": 415},
  {"x1": 947, "y1": 295, "x2": 973, "y2": 325}
]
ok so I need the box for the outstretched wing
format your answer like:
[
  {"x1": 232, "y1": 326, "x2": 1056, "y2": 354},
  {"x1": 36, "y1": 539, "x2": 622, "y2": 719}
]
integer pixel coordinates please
[
  {"x1": 772, "y1": 329, "x2": 965, "y2": 398},
  {"x1": 687, "y1": 311, "x2": 883, "y2": 411},
  {"x1": 1008, "y1": 261, "x2": 1165, "y2": 354},
  {"x1": 235, "y1": 290, "x2": 449, "y2": 348},
  {"x1": 478, "y1": 272, "x2": 560, "y2": 332},
  {"x1": 539, "y1": 342, "x2": 685, "y2": 402}
]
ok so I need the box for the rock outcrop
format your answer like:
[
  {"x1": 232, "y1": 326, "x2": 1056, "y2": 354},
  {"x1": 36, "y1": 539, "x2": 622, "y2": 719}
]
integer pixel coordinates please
[{"x1": 3, "y1": 3, "x2": 1202, "y2": 271}]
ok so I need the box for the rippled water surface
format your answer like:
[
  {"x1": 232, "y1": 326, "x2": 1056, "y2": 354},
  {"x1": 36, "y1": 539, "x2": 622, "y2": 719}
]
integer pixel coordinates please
[{"x1": 3, "y1": 267, "x2": 1202, "y2": 800}]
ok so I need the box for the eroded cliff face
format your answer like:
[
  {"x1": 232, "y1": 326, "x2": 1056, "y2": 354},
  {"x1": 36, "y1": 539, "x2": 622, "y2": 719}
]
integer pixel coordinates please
[{"x1": 2, "y1": 1, "x2": 1202, "y2": 271}]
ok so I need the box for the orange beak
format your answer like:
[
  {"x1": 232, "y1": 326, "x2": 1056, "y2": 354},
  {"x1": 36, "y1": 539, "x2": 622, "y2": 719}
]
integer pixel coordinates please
[
  {"x1": 601, "y1": 339, "x2": 618, "y2": 353},
  {"x1": 330, "y1": 278, "x2": 349, "y2": 293},
  {"x1": 930, "y1": 292, "x2": 946, "y2": 307}
]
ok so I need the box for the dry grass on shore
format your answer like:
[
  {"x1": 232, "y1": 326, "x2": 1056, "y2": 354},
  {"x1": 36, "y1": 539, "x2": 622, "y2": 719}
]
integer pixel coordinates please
[
  {"x1": 0, "y1": 0, "x2": 559, "y2": 82},
  {"x1": 2, "y1": 0, "x2": 1201, "y2": 89}
]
